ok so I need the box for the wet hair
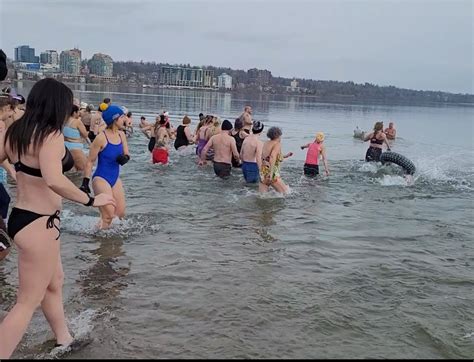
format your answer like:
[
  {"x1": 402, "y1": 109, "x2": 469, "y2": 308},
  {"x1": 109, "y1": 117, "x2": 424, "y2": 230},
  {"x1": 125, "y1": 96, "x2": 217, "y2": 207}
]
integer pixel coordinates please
[
  {"x1": 140, "y1": 116, "x2": 146, "y2": 120},
  {"x1": 71, "y1": 104, "x2": 79, "y2": 116},
  {"x1": 103, "y1": 97, "x2": 111, "y2": 104},
  {"x1": 127, "y1": 111, "x2": 132, "y2": 117},
  {"x1": 5, "y1": 78, "x2": 73, "y2": 157},
  {"x1": 199, "y1": 112, "x2": 204, "y2": 118},
  {"x1": 267, "y1": 126, "x2": 282, "y2": 140}
]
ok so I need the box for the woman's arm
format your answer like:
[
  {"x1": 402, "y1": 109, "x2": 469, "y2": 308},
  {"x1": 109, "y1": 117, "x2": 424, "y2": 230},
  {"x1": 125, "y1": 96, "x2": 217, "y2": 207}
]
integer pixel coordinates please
[
  {"x1": 363, "y1": 132, "x2": 373, "y2": 142},
  {"x1": 283, "y1": 152, "x2": 293, "y2": 159},
  {"x1": 300, "y1": 143, "x2": 310, "y2": 150},
  {"x1": 184, "y1": 126, "x2": 194, "y2": 144},
  {"x1": 84, "y1": 134, "x2": 105, "y2": 179},
  {"x1": 120, "y1": 131, "x2": 130, "y2": 156},
  {"x1": 382, "y1": 133, "x2": 391, "y2": 150},
  {"x1": 39, "y1": 132, "x2": 91, "y2": 205},
  {"x1": 256, "y1": 141, "x2": 263, "y2": 170},
  {"x1": 0, "y1": 121, "x2": 7, "y2": 164},
  {"x1": 320, "y1": 144, "x2": 330, "y2": 176},
  {"x1": 76, "y1": 119, "x2": 91, "y2": 144},
  {"x1": 1, "y1": 160, "x2": 16, "y2": 181}
]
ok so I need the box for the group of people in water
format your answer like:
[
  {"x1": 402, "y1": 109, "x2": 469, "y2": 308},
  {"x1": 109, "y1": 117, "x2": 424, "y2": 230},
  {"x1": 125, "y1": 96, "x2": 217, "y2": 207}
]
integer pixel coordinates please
[{"x1": 0, "y1": 78, "x2": 395, "y2": 358}]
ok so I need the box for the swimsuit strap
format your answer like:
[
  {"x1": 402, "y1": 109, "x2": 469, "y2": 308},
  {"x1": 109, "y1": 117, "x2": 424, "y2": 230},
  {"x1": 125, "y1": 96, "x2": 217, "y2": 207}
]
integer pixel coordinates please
[
  {"x1": 46, "y1": 210, "x2": 61, "y2": 240},
  {"x1": 103, "y1": 131, "x2": 110, "y2": 144}
]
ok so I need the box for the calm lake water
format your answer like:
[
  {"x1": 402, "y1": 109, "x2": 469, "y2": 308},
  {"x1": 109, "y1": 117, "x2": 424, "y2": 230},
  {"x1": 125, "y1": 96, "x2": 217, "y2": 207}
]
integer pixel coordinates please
[{"x1": 2, "y1": 81, "x2": 473, "y2": 359}]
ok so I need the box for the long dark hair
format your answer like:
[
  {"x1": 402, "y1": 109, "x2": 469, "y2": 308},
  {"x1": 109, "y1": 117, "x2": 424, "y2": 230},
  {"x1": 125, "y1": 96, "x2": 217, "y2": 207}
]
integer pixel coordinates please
[{"x1": 5, "y1": 78, "x2": 73, "y2": 157}]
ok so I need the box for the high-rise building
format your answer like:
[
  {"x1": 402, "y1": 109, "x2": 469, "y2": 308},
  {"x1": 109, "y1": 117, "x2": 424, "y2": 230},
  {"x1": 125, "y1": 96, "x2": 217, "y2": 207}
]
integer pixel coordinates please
[
  {"x1": 60, "y1": 48, "x2": 82, "y2": 75},
  {"x1": 88, "y1": 53, "x2": 114, "y2": 77},
  {"x1": 40, "y1": 50, "x2": 59, "y2": 66},
  {"x1": 248, "y1": 68, "x2": 272, "y2": 86},
  {"x1": 14, "y1": 45, "x2": 39, "y2": 63},
  {"x1": 218, "y1": 73, "x2": 232, "y2": 89}
]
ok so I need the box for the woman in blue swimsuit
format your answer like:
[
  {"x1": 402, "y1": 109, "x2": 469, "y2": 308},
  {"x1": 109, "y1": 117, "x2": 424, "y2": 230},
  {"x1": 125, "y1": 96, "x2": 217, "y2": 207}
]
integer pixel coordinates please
[
  {"x1": 82, "y1": 104, "x2": 130, "y2": 229},
  {"x1": 0, "y1": 79, "x2": 115, "y2": 358}
]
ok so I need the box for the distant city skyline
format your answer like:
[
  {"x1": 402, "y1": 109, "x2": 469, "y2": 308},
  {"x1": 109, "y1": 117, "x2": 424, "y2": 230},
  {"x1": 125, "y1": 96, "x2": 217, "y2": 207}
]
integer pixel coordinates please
[{"x1": 1, "y1": 0, "x2": 472, "y2": 94}]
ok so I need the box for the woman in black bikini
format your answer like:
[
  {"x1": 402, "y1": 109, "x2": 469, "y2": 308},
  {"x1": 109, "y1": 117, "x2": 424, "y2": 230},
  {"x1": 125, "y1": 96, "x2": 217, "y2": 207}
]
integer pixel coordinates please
[
  {"x1": 364, "y1": 121, "x2": 391, "y2": 162},
  {"x1": 0, "y1": 78, "x2": 115, "y2": 358}
]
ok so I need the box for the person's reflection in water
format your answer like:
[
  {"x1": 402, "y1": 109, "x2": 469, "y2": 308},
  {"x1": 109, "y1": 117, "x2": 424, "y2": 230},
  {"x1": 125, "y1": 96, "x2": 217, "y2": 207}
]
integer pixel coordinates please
[
  {"x1": 253, "y1": 197, "x2": 286, "y2": 243},
  {"x1": 79, "y1": 238, "x2": 130, "y2": 306}
]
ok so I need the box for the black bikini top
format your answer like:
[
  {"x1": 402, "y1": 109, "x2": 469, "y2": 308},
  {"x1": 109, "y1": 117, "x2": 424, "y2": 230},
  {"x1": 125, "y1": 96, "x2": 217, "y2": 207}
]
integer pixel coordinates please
[
  {"x1": 371, "y1": 132, "x2": 384, "y2": 145},
  {"x1": 14, "y1": 146, "x2": 75, "y2": 177}
]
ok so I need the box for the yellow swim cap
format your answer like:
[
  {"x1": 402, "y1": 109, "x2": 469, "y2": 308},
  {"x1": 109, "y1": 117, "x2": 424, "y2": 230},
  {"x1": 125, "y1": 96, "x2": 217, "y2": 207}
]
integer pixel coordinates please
[
  {"x1": 99, "y1": 102, "x2": 109, "y2": 112},
  {"x1": 315, "y1": 132, "x2": 325, "y2": 143}
]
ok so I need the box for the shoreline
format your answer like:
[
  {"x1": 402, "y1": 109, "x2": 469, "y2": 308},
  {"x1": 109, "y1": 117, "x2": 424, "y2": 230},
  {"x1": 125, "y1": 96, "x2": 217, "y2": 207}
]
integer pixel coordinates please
[{"x1": 11, "y1": 79, "x2": 474, "y2": 108}]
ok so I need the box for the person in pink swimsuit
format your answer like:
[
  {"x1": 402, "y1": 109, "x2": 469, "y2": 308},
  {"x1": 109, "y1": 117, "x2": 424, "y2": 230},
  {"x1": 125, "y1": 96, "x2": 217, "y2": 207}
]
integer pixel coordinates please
[{"x1": 300, "y1": 132, "x2": 330, "y2": 177}]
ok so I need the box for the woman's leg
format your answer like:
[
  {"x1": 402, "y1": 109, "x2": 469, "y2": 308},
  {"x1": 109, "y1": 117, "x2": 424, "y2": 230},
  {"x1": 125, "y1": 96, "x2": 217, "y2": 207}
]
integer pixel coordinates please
[
  {"x1": 41, "y1": 256, "x2": 73, "y2": 346},
  {"x1": 112, "y1": 179, "x2": 126, "y2": 219},
  {"x1": 259, "y1": 182, "x2": 269, "y2": 193},
  {"x1": 272, "y1": 178, "x2": 289, "y2": 194},
  {"x1": 70, "y1": 149, "x2": 87, "y2": 171},
  {"x1": 92, "y1": 177, "x2": 115, "y2": 229},
  {"x1": 0, "y1": 217, "x2": 60, "y2": 359}
]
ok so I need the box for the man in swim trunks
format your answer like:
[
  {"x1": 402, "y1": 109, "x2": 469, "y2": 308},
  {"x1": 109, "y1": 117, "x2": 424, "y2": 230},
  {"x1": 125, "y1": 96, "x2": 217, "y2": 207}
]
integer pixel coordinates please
[
  {"x1": 199, "y1": 119, "x2": 240, "y2": 179},
  {"x1": 240, "y1": 120, "x2": 264, "y2": 183}
]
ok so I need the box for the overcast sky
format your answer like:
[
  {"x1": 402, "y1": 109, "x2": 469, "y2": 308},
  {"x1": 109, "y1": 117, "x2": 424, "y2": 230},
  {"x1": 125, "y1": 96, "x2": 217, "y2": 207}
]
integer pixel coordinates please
[{"x1": 1, "y1": 0, "x2": 472, "y2": 94}]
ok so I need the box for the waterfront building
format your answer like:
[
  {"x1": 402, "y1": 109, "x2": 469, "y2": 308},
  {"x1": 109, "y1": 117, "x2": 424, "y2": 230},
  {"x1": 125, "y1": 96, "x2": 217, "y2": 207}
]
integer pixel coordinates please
[
  {"x1": 248, "y1": 68, "x2": 272, "y2": 86},
  {"x1": 14, "y1": 45, "x2": 39, "y2": 63},
  {"x1": 60, "y1": 48, "x2": 82, "y2": 75},
  {"x1": 40, "y1": 50, "x2": 59, "y2": 66},
  {"x1": 160, "y1": 66, "x2": 215, "y2": 88},
  {"x1": 218, "y1": 73, "x2": 232, "y2": 89},
  {"x1": 88, "y1": 53, "x2": 114, "y2": 77}
]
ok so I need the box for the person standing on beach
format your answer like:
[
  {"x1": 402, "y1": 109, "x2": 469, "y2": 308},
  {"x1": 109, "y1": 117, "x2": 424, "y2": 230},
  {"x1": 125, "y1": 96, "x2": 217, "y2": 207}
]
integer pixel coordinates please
[
  {"x1": 199, "y1": 119, "x2": 240, "y2": 178},
  {"x1": 240, "y1": 121, "x2": 264, "y2": 183}
]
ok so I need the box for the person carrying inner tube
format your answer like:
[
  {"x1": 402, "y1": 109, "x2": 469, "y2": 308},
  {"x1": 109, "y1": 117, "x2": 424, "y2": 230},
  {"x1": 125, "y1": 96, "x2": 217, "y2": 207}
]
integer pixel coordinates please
[
  {"x1": 363, "y1": 121, "x2": 391, "y2": 162},
  {"x1": 82, "y1": 104, "x2": 130, "y2": 229}
]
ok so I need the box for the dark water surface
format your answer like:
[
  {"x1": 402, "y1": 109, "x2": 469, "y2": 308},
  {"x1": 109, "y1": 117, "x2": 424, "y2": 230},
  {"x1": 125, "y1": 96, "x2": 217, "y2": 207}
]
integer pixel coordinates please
[{"x1": 2, "y1": 82, "x2": 473, "y2": 358}]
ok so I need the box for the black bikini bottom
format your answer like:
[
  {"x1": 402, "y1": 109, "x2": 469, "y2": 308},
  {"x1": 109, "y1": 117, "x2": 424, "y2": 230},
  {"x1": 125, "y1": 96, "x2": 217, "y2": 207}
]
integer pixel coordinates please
[{"x1": 8, "y1": 207, "x2": 61, "y2": 241}]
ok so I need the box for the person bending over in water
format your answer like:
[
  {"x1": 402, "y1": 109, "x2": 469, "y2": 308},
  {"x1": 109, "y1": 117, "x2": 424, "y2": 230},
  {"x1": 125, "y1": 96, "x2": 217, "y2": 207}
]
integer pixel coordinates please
[
  {"x1": 259, "y1": 127, "x2": 293, "y2": 194},
  {"x1": 240, "y1": 120, "x2": 264, "y2": 183},
  {"x1": 199, "y1": 119, "x2": 240, "y2": 179},
  {"x1": 82, "y1": 104, "x2": 130, "y2": 230},
  {"x1": 364, "y1": 121, "x2": 391, "y2": 162},
  {"x1": 301, "y1": 132, "x2": 330, "y2": 177},
  {"x1": 0, "y1": 79, "x2": 114, "y2": 359}
]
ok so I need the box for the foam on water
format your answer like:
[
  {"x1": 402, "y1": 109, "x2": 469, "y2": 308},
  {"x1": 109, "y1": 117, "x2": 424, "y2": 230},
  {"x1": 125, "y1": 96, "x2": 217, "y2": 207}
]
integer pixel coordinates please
[
  {"x1": 48, "y1": 309, "x2": 97, "y2": 358},
  {"x1": 377, "y1": 174, "x2": 410, "y2": 186},
  {"x1": 61, "y1": 209, "x2": 161, "y2": 238}
]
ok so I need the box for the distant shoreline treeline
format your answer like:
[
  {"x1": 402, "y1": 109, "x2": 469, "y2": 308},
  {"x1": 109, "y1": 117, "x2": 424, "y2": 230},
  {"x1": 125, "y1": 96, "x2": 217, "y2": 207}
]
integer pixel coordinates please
[{"x1": 112, "y1": 61, "x2": 474, "y2": 106}]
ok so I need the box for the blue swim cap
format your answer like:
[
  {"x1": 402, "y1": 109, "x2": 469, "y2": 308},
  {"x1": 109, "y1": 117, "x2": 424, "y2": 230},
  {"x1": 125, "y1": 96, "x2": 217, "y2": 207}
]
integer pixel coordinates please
[{"x1": 102, "y1": 104, "x2": 125, "y2": 126}]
